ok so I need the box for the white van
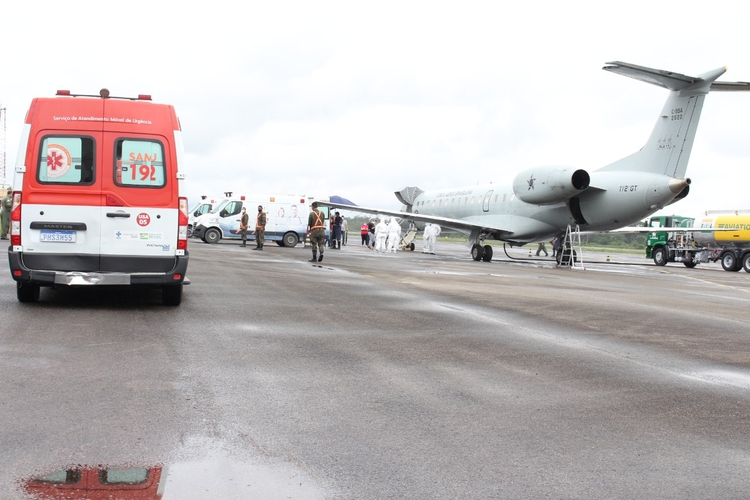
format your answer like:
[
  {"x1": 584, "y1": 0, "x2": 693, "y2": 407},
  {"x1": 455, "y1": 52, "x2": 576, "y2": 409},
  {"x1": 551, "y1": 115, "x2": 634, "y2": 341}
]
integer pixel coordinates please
[
  {"x1": 8, "y1": 89, "x2": 189, "y2": 305},
  {"x1": 192, "y1": 194, "x2": 315, "y2": 247},
  {"x1": 188, "y1": 194, "x2": 223, "y2": 237}
]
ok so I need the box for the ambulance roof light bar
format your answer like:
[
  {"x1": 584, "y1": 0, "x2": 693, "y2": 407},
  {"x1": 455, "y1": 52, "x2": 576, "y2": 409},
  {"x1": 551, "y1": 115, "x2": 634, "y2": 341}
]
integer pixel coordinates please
[{"x1": 54, "y1": 89, "x2": 152, "y2": 101}]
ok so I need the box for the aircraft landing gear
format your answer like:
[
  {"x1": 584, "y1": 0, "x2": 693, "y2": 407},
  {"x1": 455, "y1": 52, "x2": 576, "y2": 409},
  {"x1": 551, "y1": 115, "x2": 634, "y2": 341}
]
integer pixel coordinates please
[
  {"x1": 471, "y1": 244, "x2": 494, "y2": 262},
  {"x1": 482, "y1": 245, "x2": 493, "y2": 262},
  {"x1": 471, "y1": 244, "x2": 483, "y2": 261}
]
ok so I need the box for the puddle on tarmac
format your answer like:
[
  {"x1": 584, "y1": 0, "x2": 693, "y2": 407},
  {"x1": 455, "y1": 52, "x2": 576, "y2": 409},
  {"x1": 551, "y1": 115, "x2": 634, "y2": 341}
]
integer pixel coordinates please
[{"x1": 17, "y1": 437, "x2": 329, "y2": 500}]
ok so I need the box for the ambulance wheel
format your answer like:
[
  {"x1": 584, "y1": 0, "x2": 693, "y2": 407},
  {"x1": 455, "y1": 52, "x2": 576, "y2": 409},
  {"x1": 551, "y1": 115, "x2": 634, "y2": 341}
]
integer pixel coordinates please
[
  {"x1": 409, "y1": 243, "x2": 415, "y2": 251},
  {"x1": 282, "y1": 232, "x2": 299, "y2": 248},
  {"x1": 482, "y1": 245, "x2": 493, "y2": 262},
  {"x1": 720, "y1": 252, "x2": 740, "y2": 272},
  {"x1": 743, "y1": 253, "x2": 750, "y2": 273},
  {"x1": 652, "y1": 247, "x2": 667, "y2": 266},
  {"x1": 162, "y1": 284, "x2": 183, "y2": 306},
  {"x1": 471, "y1": 244, "x2": 483, "y2": 261},
  {"x1": 17, "y1": 282, "x2": 40, "y2": 303},
  {"x1": 204, "y1": 228, "x2": 221, "y2": 245}
]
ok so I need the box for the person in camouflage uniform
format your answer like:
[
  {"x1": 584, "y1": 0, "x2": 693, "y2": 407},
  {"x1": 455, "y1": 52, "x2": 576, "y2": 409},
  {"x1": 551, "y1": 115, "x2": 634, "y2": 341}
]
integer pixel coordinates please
[
  {"x1": 0, "y1": 188, "x2": 12, "y2": 240},
  {"x1": 307, "y1": 202, "x2": 326, "y2": 262},
  {"x1": 239, "y1": 207, "x2": 249, "y2": 247},
  {"x1": 253, "y1": 205, "x2": 267, "y2": 250}
]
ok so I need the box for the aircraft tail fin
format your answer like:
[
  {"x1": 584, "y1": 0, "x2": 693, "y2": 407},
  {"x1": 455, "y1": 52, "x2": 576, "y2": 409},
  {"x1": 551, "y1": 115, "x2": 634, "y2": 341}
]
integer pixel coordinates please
[{"x1": 599, "y1": 61, "x2": 750, "y2": 178}]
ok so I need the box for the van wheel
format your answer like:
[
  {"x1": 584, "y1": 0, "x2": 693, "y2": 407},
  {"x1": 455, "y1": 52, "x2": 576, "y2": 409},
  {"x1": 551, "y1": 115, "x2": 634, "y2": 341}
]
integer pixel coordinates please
[
  {"x1": 204, "y1": 228, "x2": 221, "y2": 245},
  {"x1": 282, "y1": 232, "x2": 299, "y2": 248},
  {"x1": 162, "y1": 284, "x2": 183, "y2": 306},
  {"x1": 17, "y1": 282, "x2": 40, "y2": 303}
]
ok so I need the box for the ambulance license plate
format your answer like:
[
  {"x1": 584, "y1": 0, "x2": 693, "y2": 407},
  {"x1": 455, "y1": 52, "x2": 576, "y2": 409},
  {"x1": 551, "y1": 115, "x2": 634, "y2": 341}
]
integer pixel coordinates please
[{"x1": 41, "y1": 230, "x2": 76, "y2": 243}]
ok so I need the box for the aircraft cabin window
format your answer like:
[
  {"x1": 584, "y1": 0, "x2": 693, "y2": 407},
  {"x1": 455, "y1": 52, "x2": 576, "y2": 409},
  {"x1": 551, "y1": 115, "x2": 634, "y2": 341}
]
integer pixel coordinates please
[{"x1": 494, "y1": 194, "x2": 498, "y2": 202}]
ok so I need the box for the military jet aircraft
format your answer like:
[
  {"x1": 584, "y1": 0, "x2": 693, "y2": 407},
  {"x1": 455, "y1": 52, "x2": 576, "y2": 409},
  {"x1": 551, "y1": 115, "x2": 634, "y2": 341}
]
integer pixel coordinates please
[{"x1": 320, "y1": 62, "x2": 750, "y2": 262}]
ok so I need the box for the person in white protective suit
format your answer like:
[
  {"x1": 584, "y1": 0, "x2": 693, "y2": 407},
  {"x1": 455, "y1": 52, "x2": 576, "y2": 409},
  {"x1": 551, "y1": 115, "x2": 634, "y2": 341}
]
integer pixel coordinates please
[
  {"x1": 374, "y1": 218, "x2": 389, "y2": 253},
  {"x1": 422, "y1": 223, "x2": 441, "y2": 254},
  {"x1": 386, "y1": 218, "x2": 402, "y2": 252}
]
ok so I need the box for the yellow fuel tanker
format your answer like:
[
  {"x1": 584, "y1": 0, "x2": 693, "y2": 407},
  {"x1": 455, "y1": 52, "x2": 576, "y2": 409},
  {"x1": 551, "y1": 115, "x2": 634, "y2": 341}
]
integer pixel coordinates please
[
  {"x1": 690, "y1": 211, "x2": 750, "y2": 271},
  {"x1": 648, "y1": 211, "x2": 750, "y2": 272}
]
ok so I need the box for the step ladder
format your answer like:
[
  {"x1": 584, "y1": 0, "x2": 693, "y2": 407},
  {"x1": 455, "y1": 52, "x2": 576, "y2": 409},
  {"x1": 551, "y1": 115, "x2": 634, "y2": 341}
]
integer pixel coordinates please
[{"x1": 558, "y1": 224, "x2": 585, "y2": 270}]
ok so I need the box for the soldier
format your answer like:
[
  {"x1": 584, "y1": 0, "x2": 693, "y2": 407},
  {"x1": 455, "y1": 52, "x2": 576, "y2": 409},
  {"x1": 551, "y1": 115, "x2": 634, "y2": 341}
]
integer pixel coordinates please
[
  {"x1": 307, "y1": 202, "x2": 326, "y2": 262},
  {"x1": 253, "y1": 205, "x2": 267, "y2": 250},
  {"x1": 239, "y1": 207, "x2": 249, "y2": 247},
  {"x1": 0, "y1": 188, "x2": 12, "y2": 240}
]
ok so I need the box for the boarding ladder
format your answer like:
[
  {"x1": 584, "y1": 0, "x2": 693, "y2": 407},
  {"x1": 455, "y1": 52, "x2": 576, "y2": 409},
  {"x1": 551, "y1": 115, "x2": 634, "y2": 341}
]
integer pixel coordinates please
[{"x1": 558, "y1": 224, "x2": 585, "y2": 270}]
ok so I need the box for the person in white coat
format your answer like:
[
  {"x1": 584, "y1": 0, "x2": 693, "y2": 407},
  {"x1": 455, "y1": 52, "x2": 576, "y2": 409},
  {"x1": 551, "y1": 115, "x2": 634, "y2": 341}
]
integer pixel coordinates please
[
  {"x1": 387, "y1": 218, "x2": 402, "y2": 253},
  {"x1": 375, "y1": 218, "x2": 389, "y2": 253},
  {"x1": 422, "y1": 223, "x2": 441, "y2": 254}
]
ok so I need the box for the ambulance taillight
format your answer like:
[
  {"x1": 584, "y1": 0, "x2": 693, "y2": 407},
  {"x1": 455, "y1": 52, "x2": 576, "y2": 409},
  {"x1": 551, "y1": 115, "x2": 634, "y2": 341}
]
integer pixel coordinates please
[
  {"x1": 177, "y1": 197, "x2": 189, "y2": 250},
  {"x1": 10, "y1": 192, "x2": 22, "y2": 246}
]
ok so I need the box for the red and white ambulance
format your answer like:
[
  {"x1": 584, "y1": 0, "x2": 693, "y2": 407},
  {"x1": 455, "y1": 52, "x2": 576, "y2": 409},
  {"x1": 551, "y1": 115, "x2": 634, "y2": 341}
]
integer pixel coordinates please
[{"x1": 8, "y1": 89, "x2": 189, "y2": 305}]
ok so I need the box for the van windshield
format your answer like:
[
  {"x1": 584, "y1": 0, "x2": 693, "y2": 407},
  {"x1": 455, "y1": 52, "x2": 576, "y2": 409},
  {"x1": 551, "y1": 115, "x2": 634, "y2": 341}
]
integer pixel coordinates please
[{"x1": 210, "y1": 199, "x2": 230, "y2": 214}]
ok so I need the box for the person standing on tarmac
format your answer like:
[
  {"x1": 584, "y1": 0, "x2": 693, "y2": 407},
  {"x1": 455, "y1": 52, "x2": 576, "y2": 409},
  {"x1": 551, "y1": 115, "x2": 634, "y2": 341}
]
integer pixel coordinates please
[
  {"x1": 307, "y1": 202, "x2": 326, "y2": 262},
  {"x1": 536, "y1": 241, "x2": 548, "y2": 256},
  {"x1": 333, "y1": 211, "x2": 342, "y2": 249},
  {"x1": 253, "y1": 205, "x2": 267, "y2": 250},
  {"x1": 0, "y1": 188, "x2": 11, "y2": 240},
  {"x1": 239, "y1": 207, "x2": 249, "y2": 247},
  {"x1": 360, "y1": 221, "x2": 369, "y2": 246}
]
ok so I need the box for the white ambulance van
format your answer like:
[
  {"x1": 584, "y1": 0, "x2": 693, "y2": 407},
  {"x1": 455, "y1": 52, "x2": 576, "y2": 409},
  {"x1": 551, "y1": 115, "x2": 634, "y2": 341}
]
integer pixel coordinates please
[
  {"x1": 188, "y1": 194, "x2": 224, "y2": 237},
  {"x1": 192, "y1": 194, "x2": 315, "y2": 247},
  {"x1": 8, "y1": 89, "x2": 189, "y2": 305}
]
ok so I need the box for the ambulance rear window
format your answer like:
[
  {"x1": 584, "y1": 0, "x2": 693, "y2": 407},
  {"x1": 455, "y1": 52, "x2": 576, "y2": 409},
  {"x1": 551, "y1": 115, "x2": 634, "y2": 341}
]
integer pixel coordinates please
[
  {"x1": 37, "y1": 136, "x2": 95, "y2": 185},
  {"x1": 114, "y1": 139, "x2": 166, "y2": 188}
]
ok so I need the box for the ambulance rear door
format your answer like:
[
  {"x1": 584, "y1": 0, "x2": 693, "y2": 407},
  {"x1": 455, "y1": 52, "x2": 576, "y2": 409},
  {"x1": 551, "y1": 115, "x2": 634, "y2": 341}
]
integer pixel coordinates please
[
  {"x1": 99, "y1": 132, "x2": 178, "y2": 273},
  {"x1": 22, "y1": 131, "x2": 104, "y2": 272}
]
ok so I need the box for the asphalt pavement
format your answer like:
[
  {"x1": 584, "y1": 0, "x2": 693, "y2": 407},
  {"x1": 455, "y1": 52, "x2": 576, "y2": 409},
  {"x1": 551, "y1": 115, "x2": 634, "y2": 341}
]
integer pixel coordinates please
[{"x1": 1, "y1": 238, "x2": 749, "y2": 499}]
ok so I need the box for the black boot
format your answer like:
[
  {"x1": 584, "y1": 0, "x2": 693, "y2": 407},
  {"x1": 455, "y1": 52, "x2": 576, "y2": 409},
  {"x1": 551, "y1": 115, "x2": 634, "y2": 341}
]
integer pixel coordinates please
[{"x1": 309, "y1": 255, "x2": 317, "y2": 262}]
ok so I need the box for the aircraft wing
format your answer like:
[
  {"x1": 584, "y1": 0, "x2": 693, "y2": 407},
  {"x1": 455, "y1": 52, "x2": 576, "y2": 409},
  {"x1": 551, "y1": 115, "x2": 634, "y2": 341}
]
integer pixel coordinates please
[
  {"x1": 316, "y1": 200, "x2": 515, "y2": 238},
  {"x1": 605, "y1": 226, "x2": 737, "y2": 233}
]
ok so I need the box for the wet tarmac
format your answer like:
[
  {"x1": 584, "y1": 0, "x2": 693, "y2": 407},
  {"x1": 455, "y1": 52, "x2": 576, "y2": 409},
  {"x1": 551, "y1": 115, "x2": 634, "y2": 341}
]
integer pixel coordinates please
[{"x1": 2, "y1": 239, "x2": 749, "y2": 499}]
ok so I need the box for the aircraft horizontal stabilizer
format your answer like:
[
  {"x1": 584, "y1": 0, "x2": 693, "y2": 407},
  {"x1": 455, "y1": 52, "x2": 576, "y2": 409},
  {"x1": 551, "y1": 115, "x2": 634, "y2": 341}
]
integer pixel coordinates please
[{"x1": 604, "y1": 61, "x2": 750, "y2": 93}]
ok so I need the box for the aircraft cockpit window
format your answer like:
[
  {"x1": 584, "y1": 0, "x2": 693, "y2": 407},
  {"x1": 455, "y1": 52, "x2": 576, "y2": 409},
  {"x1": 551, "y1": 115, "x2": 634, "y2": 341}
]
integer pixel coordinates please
[{"x1": 494, "y1": 194, "x2": 499, "y2": 203}]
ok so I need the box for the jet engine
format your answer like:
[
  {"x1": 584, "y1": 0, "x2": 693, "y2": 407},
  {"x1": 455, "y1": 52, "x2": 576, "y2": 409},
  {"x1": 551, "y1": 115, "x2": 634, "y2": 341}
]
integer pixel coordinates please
[{"x1": 512, "y1": 166, "x2": 590, "y2": 205}]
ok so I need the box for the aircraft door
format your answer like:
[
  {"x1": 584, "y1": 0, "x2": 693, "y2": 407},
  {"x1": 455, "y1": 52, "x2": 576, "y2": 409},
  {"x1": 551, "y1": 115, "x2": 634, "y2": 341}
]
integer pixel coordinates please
[{"x1": 482, "y1": 190, "x2": 493, "y2": 212}]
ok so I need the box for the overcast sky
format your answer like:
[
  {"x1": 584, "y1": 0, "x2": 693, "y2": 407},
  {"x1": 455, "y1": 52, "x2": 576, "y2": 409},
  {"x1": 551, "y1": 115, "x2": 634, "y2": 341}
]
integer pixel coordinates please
[{"x1": 2, "y1": 1, "x2": 749, "y2": 219}]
